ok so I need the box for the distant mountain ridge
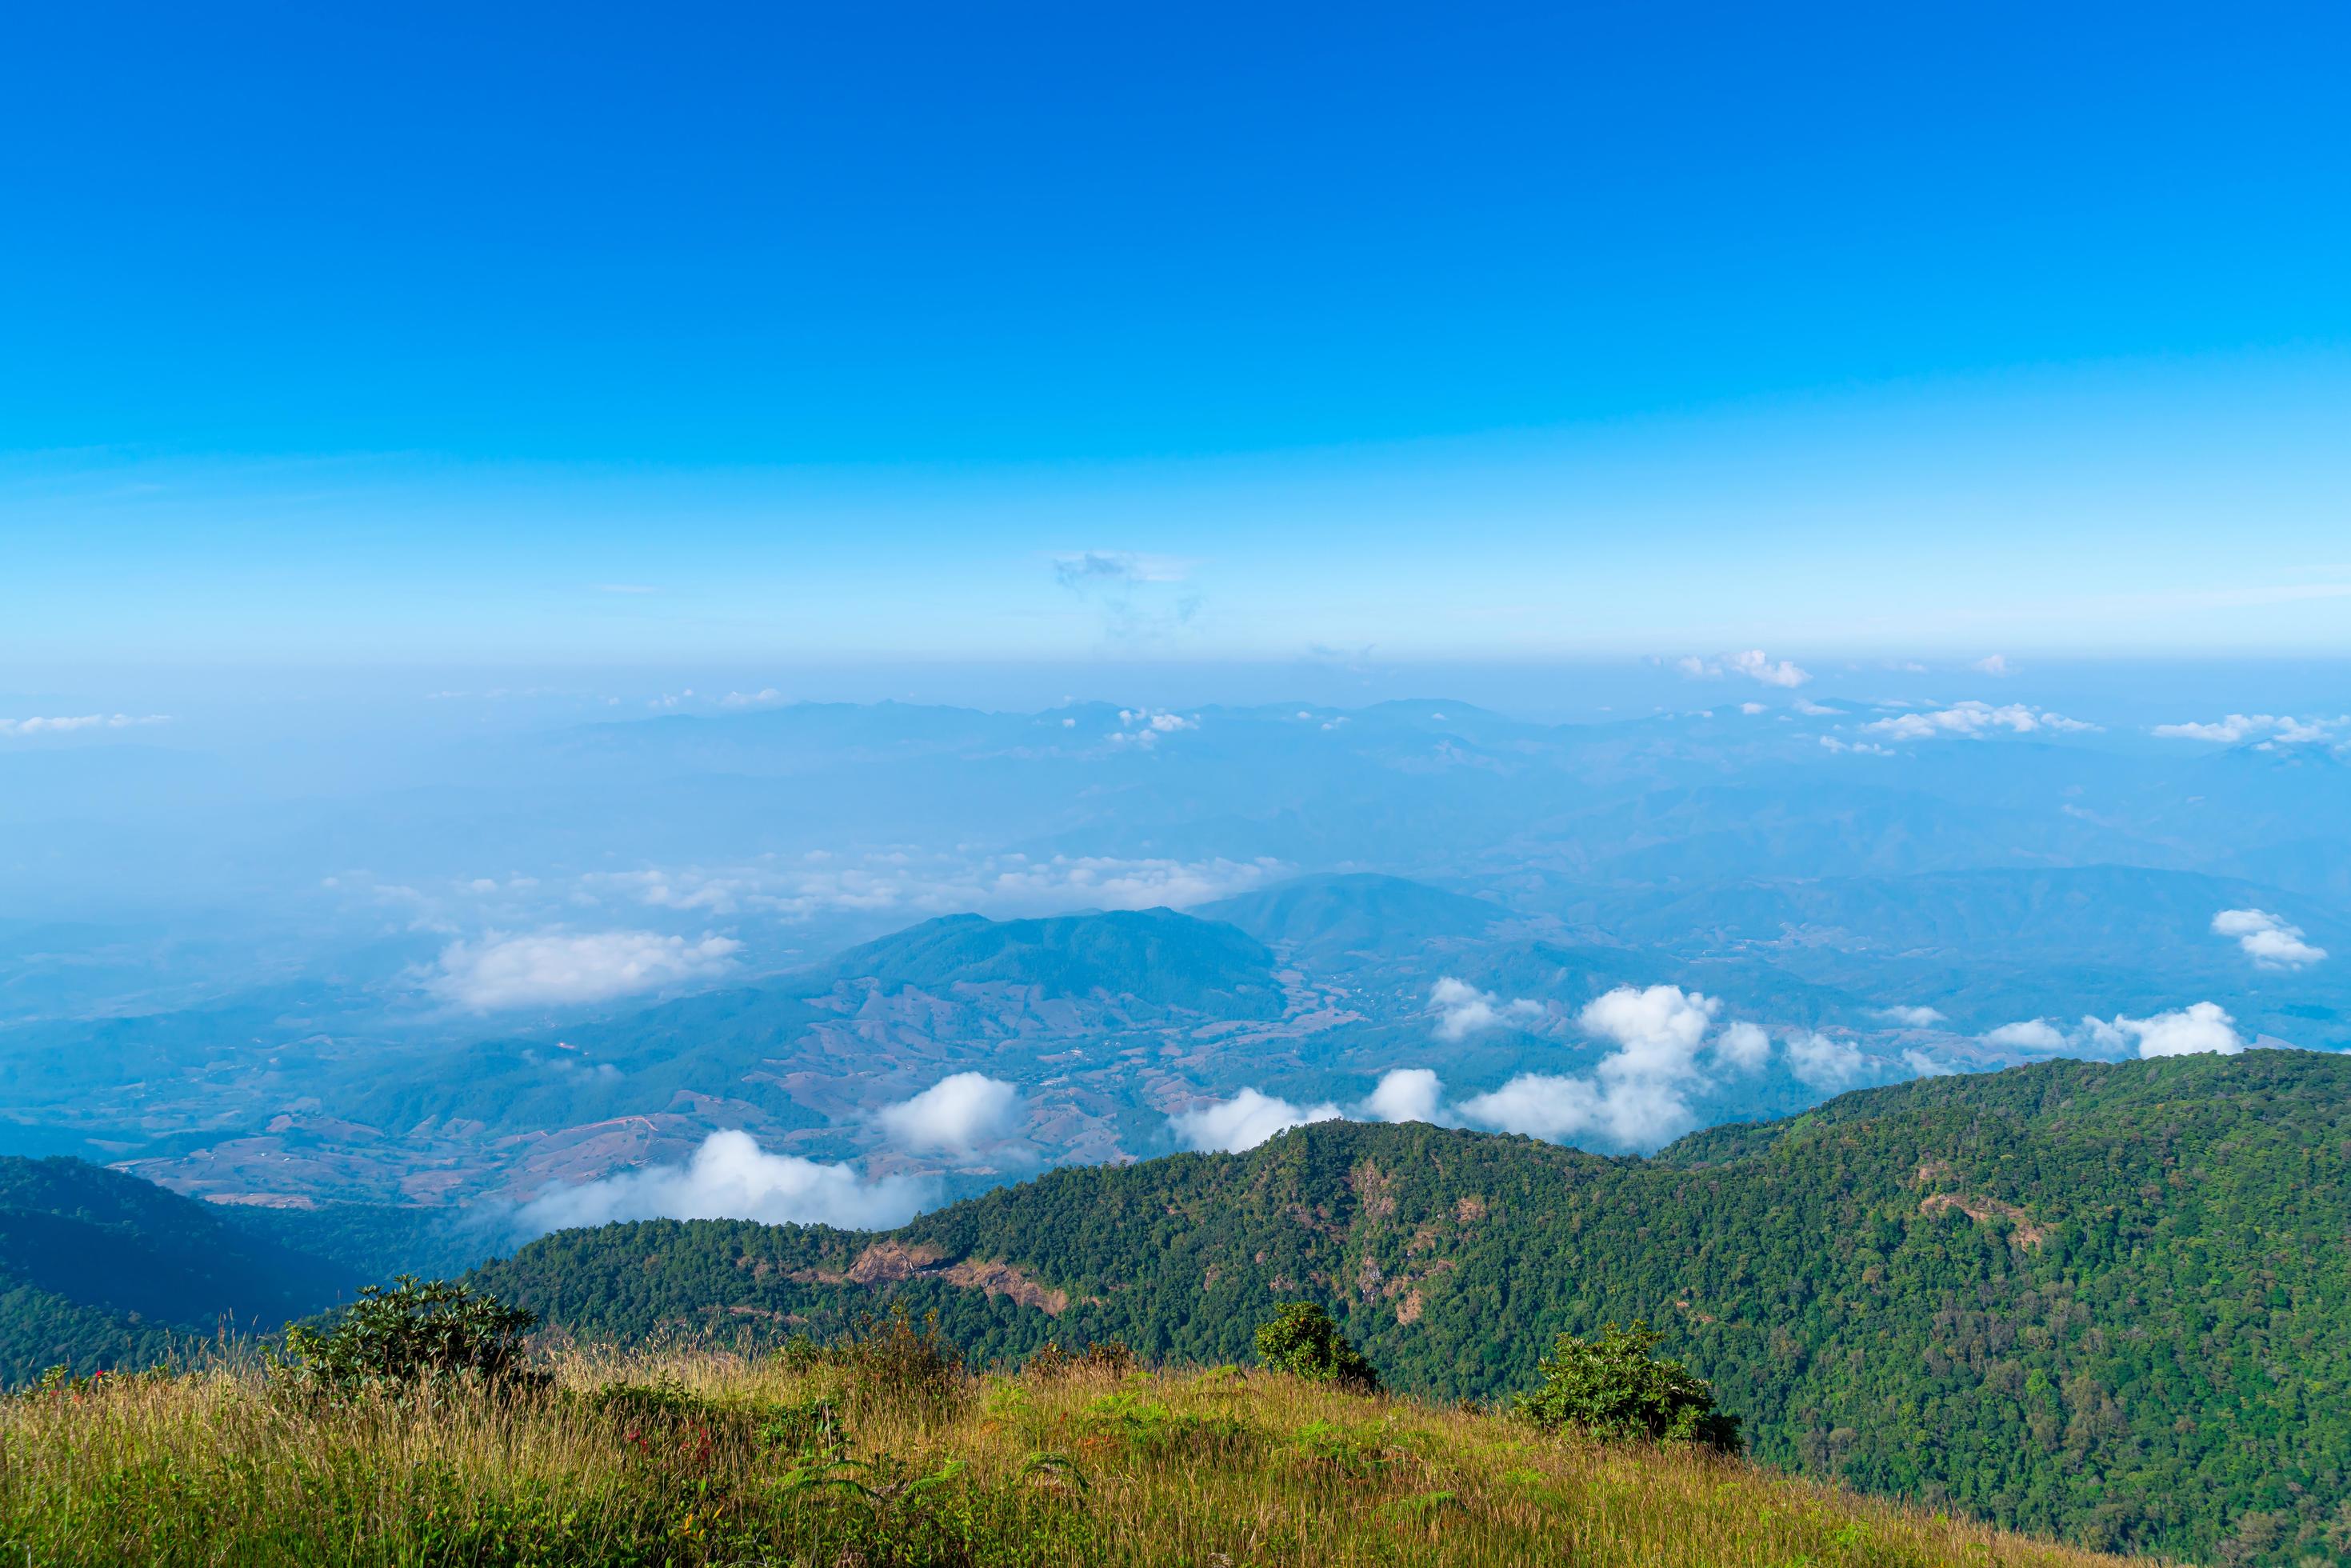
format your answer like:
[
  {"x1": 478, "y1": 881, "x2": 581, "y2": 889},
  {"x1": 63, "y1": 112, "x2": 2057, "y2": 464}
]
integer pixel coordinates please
[
  {"x1": 478, "y1": 1050, "x2": 2351, "y2": 1564},
  {"x1": 814, "y1": 907, "x2": 1283, "y2": 1016},
  {"x1": 1193, "y1": 872, "x2": 1509, "y2": 957},
  {"x1": 0, "y1": 1157, "x2": 354, "y2": 1384}
]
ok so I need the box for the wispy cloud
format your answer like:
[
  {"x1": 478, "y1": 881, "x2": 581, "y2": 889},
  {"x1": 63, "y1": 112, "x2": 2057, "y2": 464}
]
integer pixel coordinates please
[
  {"x1": 575, "y1": 851, "x2": 1288, "y2": 921},
  {"x1": 1784, "y1": 1030, "x2": 1869, "y2": 1091},
  {"x1": 1863, "y1": 702, "x2": 2095, "y2": 741},
  {"x1": 1425, "y1": 977, "x2": 1544, "y2": 1042},
  {"x1": 2152, "y1": 713, "x2": 2347, "y2": 746},
  {"x1": 0, "y1": 713, "x2": 170, "y2": 736},
  {"x1": 1051, "y1": 552, "x2": 1203, "y2": 642},
  {"x1": 426, "y1": 929, "x2": 741, "y2": 1009},
  {"x1": 1676, "y1": 650, "x2": 1811, "y2": 687}
]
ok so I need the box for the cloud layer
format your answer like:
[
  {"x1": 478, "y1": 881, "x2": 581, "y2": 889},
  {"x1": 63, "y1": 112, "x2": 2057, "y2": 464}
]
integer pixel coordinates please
[
  {"x1": 2153, "y1": 714, "x2": 2346, "y2": 746},
  {"x1": 429, "y1": 930, "x2": 741, "y2": 1009},
  {"x1": 1863, "y1": 702, "x2": 2094, "y2": 741},
  {"x1": 1982, "y1": 1002, "x2": 2249, "y2": 1059},
  {"x1": 1677, "y1": 650, "x2": 1811, "y2": 687},
  {"x1": 577, "y1": 851, "x2": 1285, "y2": 922}
]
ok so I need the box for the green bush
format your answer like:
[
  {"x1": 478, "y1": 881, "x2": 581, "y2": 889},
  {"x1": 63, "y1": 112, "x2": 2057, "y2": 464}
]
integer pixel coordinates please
[
  {"x1": 278, "y1": 1276, "x2": 542, "y2": 1397},
  {"x1": 1513, "y1": 1321, "x2": 1741, "y2": 1453},
  {"x1": 1253, "y1": 1302, "x2": 1379, "y2": 1394},
  {"x1": 772, "y1": 1304, "x2": 966, "y2": 1422}
]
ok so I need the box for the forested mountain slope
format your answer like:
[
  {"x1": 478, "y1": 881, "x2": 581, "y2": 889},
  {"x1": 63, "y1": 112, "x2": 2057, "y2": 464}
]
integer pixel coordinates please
[
  {"x1": 0, "y1": 1158, "x2": 354, "y2": 1384},
  {"x1": 482, "y1": 1050, "x2": 2351, "y2": 1563}
]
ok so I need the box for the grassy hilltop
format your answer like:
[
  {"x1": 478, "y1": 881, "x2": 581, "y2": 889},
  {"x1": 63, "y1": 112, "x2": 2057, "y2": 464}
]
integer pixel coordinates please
[{"x1": 0, "y1": 1334, "x2": 2135, "y2": 1568}]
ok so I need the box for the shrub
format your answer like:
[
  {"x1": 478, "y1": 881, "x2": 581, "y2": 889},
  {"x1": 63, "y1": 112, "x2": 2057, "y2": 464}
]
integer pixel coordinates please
[
  {"x1": 774, "y1": 1304, "x2": 967, "y2": 1421},
  {"x1": 1513, "y1": 1320, "x2": 1741, "y2": 1453},
  {"x1": 1077, "y1": 1391, "x2": 1257, "y2": 1458},
  {"x1": 1021, "y1": 1338, "x2": 1135, "y2": 1381},
  {"x1": 1253, "y1": 1302, "x2": 1379, "y2": 1393},
  {"x1": 278, "y1": 1276, "x2": 542, "y2": 1397}
]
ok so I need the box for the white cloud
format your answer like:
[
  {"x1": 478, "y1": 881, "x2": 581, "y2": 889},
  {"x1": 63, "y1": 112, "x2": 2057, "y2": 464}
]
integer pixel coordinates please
[
  {"x1": 1679, "y1": 650, "x2": 1811, "y2": 687},
  {"x1": 1876, "y1": 1005, "x2": 1947, "y2": 1028},
  {"x1": 1361, "y1": 1067, "x2": 1444, "y2": 1124},
  {"x1": 1730, "y1": 650, "x2": 1811, "y2": 687},
  {"x1": 1580, "y1": 984, "x2": 1718, "y2": 1080},
  {"x1": 1985, "y1": 1003, "x2": 2249, "y2": 1060},
  {"x1": 518, "y1": 1130, "x2": 928, "y2": 1234},
  {"x1": 2105, "y1": 1001, "x2": 2246, "y2": 1058},
  {"x1": 1168, "y1": 1088, "x2": 1341, "y2": 1154},
  {"x1": 1715, "y1": 1020, "x2": 1771, "y2": 1073},
  {"x1": 1106, "y1": 709, "x2": 1200, "y2": 748},
  {"x1": 721, "y1": 688, "x2": 783, "y2": 708},
  {"x1": 1820, "y1": 736, "x2": 1893, "y2": 755},
  {"x1": 1461, "y1": 1073, "x2": 1697, "y2": 1150},
  {"x1": 577, "y1": 852, "x2": 1288, "y2": 922},
  {"x1": 1971, "y1": 654, "x2": 2013, "y2": 677},
  {"x1": 1457, "y1": 985, "x2": 1765, "y2": 1153},
  {"x1": 1864, "y1": 702, "x2": 2097, "y2": 741},
  {"x1": 876, "y1": 1073, "x2": 1022, "y2": 1154},
  {"x1": 1426, "y1": 977, "x2": 1544, "y2": 1042},
  {"x1": 2212, "y1": 908, "x2": 2327, "y2": 969},
  {"x1": 1901, "y1": 1050, "x2": 1956, "y2": 1078},
  {"x1": 1785, "y1": 1030, "x2": 1870, "y2": 1091},
  {"x1": 1739, "y1": 702, "x2": 1766, "y2": 715},
  {"x1": 0, "y1": 713, "x2": 170, "y2": 736},
  {"x1": 2152, "y1": 714, "x2": 2347, "y2": 745},
  {"x1": 1981, "y1": 1018, "x2": 2071, "y2": 1053},
  {"x1": 427, "y1": 930, "x2": 742, "y2": 1009}
]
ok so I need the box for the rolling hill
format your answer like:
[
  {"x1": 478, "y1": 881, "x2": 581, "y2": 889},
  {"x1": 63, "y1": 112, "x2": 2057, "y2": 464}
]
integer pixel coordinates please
[
  {"x1": 478, "y1": 1050, "x2": 2351, "y2": 1564},
  {"x1": 0, "y1": 1157, "x2": 354, "y2": 1385},
  {"x1": 1193, "y1": 871, "x2": 1509, "y2": 958},
  {"x1": 815, "y1": 908, "x2": 1285, "y2": 1017}
]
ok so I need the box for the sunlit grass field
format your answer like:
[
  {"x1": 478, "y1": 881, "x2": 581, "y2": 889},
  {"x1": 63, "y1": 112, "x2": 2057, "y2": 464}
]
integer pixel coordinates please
[{"x1": 2, "y1": 1330, "x2": 2149, "y2": 1568}]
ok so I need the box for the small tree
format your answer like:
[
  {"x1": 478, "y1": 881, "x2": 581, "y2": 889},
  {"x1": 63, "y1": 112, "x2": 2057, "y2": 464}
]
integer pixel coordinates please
[
  {"x1": 1515, "y1": 1321, "x2": 1741, "y2": 1453},
  {"x1": 281, "y1": 1276, "x2": 540, "y2": 1396},
  {"x1": 1254, "y1": 1302, "x2": 1379, "y2": 1393}
]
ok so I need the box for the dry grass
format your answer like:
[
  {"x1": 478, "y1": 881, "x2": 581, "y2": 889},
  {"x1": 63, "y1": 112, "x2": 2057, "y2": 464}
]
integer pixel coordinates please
[{"x1": 0, "y1": 1343, "x2": 2149, "y2": 1566}]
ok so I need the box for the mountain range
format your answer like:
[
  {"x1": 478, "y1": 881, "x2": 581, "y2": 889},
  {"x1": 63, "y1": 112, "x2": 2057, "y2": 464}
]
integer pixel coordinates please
[{"x1": 472, "y1": 1050, "x2": 2351, "y2": 1565}]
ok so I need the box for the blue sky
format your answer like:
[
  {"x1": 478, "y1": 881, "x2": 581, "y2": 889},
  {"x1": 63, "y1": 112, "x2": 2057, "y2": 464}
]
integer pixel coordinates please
[{"x1": 6, "y1": 1, "x2": 2349, "y2": 667}]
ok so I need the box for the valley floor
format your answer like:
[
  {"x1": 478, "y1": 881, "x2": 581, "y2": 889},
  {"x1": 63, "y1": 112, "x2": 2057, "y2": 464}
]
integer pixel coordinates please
[{"x1": 2, "y1": 1345, "x2": 2141, "y2": 1567}]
